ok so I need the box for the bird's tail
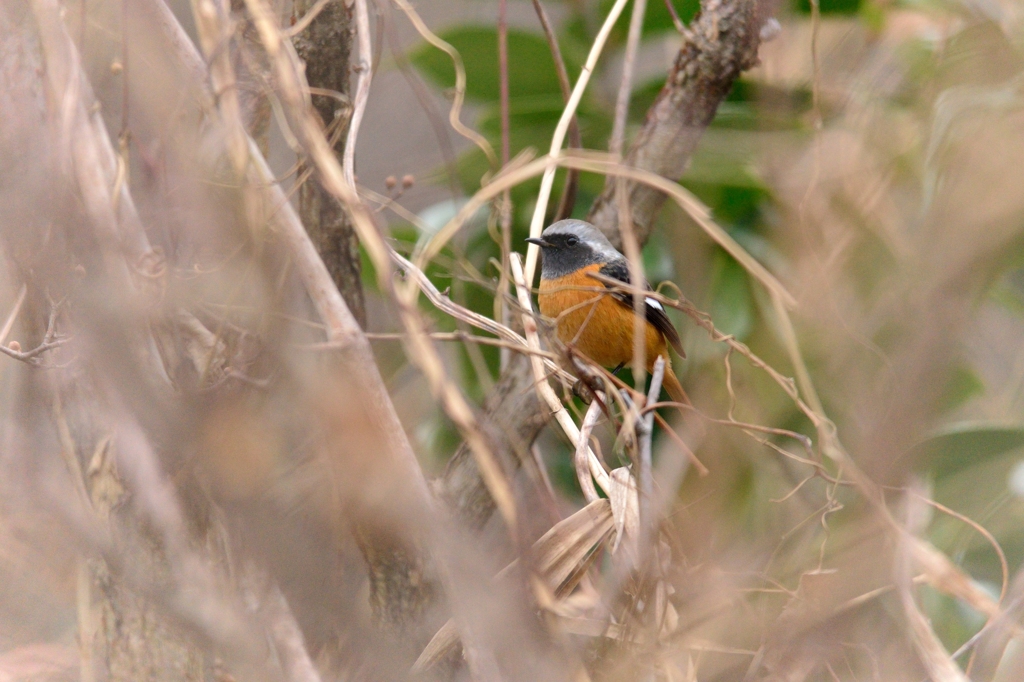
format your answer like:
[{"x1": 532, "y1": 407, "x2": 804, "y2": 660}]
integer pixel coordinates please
[{"x1": 660, "y1": 362, "x2": 691, "y2": 407}]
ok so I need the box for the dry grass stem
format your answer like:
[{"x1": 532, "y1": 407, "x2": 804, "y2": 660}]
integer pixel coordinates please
[
  {"x1": 576, "y1": 399, "x2": 605, "y2": 504},
  {"x1": 609, "y1": 0, "x2": 647, "y2": 157},
  {"x1": 390, "y1": 0, "x2": 497, "y2": 168},
  {"x1": 523, "y1": 0, "x2": 632, "y2": 286},
  {"x1": 3, "y1": 0, "x2": 1021, "y2": 677},
  {"x1": 529, "y1": 0, "x2": 581, "y2": 221},
  {"x1": 415, "y1": 151, "x2": 796, "y2": 310},
  {"x1": 511, "y1": 253, "x2": 612, "y2": 494},
  {"x1": 344, "y1": 0, "x2": 371, "y2": 188}
]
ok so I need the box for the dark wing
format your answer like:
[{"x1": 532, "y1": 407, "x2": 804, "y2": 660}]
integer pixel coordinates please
[{"x1": 596, "y1": 261, "x2": 684, "y2": 358}]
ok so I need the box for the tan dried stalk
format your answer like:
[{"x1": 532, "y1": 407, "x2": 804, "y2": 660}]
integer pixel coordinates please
[
  {"x1": 390, "y1": 0, "x2": 497, "y2": 168},
  {"x1": 344, "y1": 0, "x2": 371, "y2": 188},
  {"x1": 389, "y1": 250, "x2": 572, "y2": 384},
  {"x1": 609, "y1": 0, "x2": 647, "y2": 156},
  {"x1": 510, "y1": 253, "x2": 611, "y2": 495},
  {"x1": 238, "y1": 0, "x2": 521, "y2": 533},
  {"x1": 523, "y1": 0, "x2": 633, "y2": 286},
  {"x1": 414, "y1": 151, "x2": 797, "y2": 309},
  {"x1": 576, "y1": 400, "x2": 604, "y2": 504},
  {"x1": 188, "y1": 0, "x2": 248, "y2": 178},
  {"x1": 898, "y1": 485, "x2": 970, "y2": 682}
]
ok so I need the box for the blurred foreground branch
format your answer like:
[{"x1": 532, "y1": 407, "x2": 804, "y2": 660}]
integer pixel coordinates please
[{"x1": 1, "y1": 0, "x2": 446, "y2": 674}]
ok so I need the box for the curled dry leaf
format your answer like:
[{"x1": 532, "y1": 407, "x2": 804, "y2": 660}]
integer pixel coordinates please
[
  {"x1": 413, "y1": 499, "x2": 613, "y2": 673},
  {"x1": 534, "y1": 498, "x2": 614, "y2": 597}
]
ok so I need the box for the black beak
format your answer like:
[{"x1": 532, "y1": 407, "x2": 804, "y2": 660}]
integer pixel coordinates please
[{"x1": 525, "y1": 237, "x2": 551, "y2": 247}]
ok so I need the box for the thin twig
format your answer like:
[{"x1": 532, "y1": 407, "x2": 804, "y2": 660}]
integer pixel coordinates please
[
  {"x1": 510, "y1": 253, "x2": 611, "y2": 495},
  {"x1": 189, "y1": 0, "x2": 248, "y2": 178},
  {"x1": 652, "y1": 412, "x2": 708, "y2": 475},
  {"x1": 416, "y1": 150, "x2": 797, "y2": 309},
  {"x1": 364, "y1": 330, "x2": 559, "y2": 359},
  {"x1": 663, "y1": 0, "x2": 686, "y2": 33},
  {"x1": 390, "y1": 0, "x2": 497, "y2": 168},
  {"x1": 390, "y1": 250, "x2": 572, "y2": 383},
  {"x1": 0, "y1": 337, "x2": 70, "y2": 364},
  {"x1": 497, "y1": 0, "x2": 512, "y2": 371},
  {"x1": 379, "y1": 0, "x2": 461, "y2": 198},
  {"x1": 523, "y1": 0, "x2": 632, "y2": 286},
  {"x1": 0, "y1": 284, "x2": 27, "y2": 345},
  {"x1": 260, "y1": 581, "x2": 324, "y2": 682},
  {"x1": 0, "y1": 302, "x2": 70, "y2": 365},
  {"x1": 610, "y1": 0, "x2": 649, "y2": 388},
  {"x1": 343, "y1": 0, "x2": 371, "y2": 188},
  {"x1": 898, "y1": 485, "x2": 970, "y2": 682},
  {"x1": 639, "y1": 355, "x2": 665, "y2": 537},
  {"x1": 619, "y1": 178, "x2": 648, "y2": 385},
  {"x1": 498, "y1": 0, "x2": 510, "y2": 170},
  {"x1": 908, "y1": 491, "x2": 1009, "y2": 604},
  {"x1": 530, "y1": 0, "x2": 581, "y2": 221},
  {"x1": 609, "y1": 0, "x2": 647, "y2": 156}
]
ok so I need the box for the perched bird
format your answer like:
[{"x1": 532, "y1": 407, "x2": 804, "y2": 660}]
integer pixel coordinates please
[{"x1": 526, "y1": 219, "x2": 688, "y2": 405}]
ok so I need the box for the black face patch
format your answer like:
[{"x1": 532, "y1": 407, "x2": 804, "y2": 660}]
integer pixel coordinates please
[{"x1": 537, "y1": 233, "x2": 603, "y2": 279}]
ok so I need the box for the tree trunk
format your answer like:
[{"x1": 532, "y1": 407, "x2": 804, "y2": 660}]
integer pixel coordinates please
[{"x1": 292, "y1": 0, "x2": 365, "y2": 328}]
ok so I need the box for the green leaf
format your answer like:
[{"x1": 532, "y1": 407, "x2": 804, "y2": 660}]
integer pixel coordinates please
[
  {"x1": 939, "y1": 364, "x2": 985, "y2": 412},
  {"x1": 792, "y1": 0, "x2": 861, "y2": 15},
  {"x1": 914, "y1": 422, "x2": 1024, "y2": 479},
  {"x1": 709, "y1": 253, "x2": 753, "y2": 341},
  {"x1": 597, "y1": 0, "x2": 701, "y2": 41},
  {"x1": 410, "y1": 27, "x2": 578, "y2": 103},
  {"x1": 920, "y1": 584, "x2": 986, "y2": 654}
]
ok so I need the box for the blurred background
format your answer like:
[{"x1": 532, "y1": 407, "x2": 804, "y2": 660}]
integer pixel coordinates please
[{"x1": 2, "y1": 0, "x2": 1024, "y2": 679}]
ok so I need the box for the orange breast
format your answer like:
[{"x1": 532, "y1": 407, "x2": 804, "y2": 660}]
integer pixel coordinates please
[{"x1": 538, "y1": 264, "x2": 669, "y2": 370}]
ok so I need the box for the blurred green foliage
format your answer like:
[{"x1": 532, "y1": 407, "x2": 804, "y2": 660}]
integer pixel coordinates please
[
  {"x1": 410, "y1": 28, "x2": 580, "y2": 101},
  {"x1": 379, "y1": 0, "x2": 1024, "y2": 663}
]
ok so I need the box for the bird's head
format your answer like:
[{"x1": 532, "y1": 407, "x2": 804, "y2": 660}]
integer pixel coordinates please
[{"x1": 525, "y1": 220, "x2": 621, "y2": 279}]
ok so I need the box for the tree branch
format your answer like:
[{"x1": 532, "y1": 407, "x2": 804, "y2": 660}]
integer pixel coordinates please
[
  {"x1": 588, "y1": 0, "x2": 771, "y2": 248},
  {"x1": 139, "y1": 0, "x2": 440, "y2": 633},
  {"x1": 292, "y1": 0, "x2": 366, "y2": 326},
  {"x1": 438, "y1": 0, "x2": 774, "y2": 529}
]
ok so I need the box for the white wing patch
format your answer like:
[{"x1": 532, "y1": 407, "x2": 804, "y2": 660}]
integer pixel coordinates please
[{"x1": 645, "y1": 297, "x2": 663, "y2": 311}]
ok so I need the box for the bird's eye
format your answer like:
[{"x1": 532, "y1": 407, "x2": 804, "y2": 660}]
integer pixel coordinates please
[{"x1": 566, "y1": 236, "x2": 579, "y2": 247}]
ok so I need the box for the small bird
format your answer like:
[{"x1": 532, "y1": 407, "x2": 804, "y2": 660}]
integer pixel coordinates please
[{"x1": 526, "y1": 219, "x2": 688, "y2": 405}]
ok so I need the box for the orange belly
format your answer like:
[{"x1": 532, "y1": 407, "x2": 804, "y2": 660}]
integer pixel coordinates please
[{"x1": 538, "y1": 265, "x2": 669, "y2": 370}]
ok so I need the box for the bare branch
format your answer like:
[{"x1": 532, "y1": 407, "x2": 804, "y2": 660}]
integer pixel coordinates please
[
  {"x1": 609, "y1": 0, "x2": 647, "y2": 157},
  {"x1": 897, "y1": 484, "x2": 970, "y2": 682},
  {"x1": 588, "y1": 0, "x2": 773, "y2": 248},
  {"x1": 639, "y1": 355, "x2": 665, "y2": 537},
  {"x1": 530, "y1": 0, "x2": 581, "y2": 221},
  {"x1": 343, "y1": 0, "x2": 371, "y2": 189},
  {"x1": 524, "y1": 0, "x2": 632, "y2": 286}
]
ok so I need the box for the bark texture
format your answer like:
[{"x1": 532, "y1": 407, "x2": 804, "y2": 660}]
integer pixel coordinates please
[
  {"x1": 292, "y1": 0, "x2": 365, "y2": 327},
  {"x1": 288, "y1": 0, "x2": 435, "y2": 633},
  {"x1": 588, "y1": 0, "x2": 770, "y2": 249},
  {"x1": 437, "y1": 0, "x2": 771, "y2": 529}
]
